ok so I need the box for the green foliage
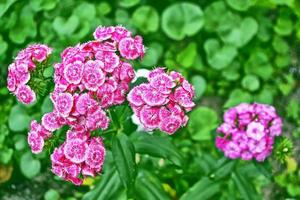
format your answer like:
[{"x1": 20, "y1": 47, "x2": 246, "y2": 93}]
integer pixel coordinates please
[{"x1": 0, "y1": 0, "x2": 299, "y2": 199}]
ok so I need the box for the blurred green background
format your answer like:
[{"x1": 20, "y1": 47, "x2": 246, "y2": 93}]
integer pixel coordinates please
[{"x1": 1, "y1": 0, "x2": 300, "y2": 199}]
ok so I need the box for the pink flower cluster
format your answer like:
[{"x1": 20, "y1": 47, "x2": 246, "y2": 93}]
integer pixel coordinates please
[
  {"x1": 127, "y1": 68, "x2": 195, "y2": 134},
  {"x1": 26, "y1": 26, "x2": 146, "y2": 185},
  {"x1": 51, "y1": 129, "x2": 105, "y2": 185},
  {"x1": 216, "y1": 103, "x2": 283, "y2": 162},
  {"x1": 54, "y1": 26, "x2": 144, "y2": 108},
  {"x1": 7, "y1": 44, "x2": 52, "y2": 104}
]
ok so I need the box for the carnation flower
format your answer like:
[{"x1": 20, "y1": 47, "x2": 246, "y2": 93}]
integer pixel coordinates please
[
  {"x1": 216, "y1": 103, "x2": 283, "y2": 162},
  {"x1": 51, "y1": 129, "x2": 105, "y2": 185},
  {"x1": 127, "y1": 68, "x2": 195, "y2": 135},
  {"x1": 16, "y1": 85, "x2": 36, "y2": 105},
  {"x1": 7, "y1": 44, "x2": 52, "y2": 105}
]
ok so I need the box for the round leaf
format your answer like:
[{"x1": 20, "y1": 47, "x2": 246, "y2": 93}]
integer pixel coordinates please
[
  {"x1": 20, "y1": 152, "x2": 41, "y2": 179},
  {"x1": 242, "y1": 75, "x2": 260, "y2": 91},
  {"x1": 188, "y1": 107, "x2": 218, "y2": 141},
  {"x1": 8, "y1": 105, "x2": 31, "y2": 132},
  {"x1": 162, "y1": 3, "x2": 204, "y2": 40},
  {"x1": 132, "y1": 6, "x2": 159, "y2": 34}
]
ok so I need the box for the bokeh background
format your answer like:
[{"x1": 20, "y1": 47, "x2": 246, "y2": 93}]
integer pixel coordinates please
[{"x1": 0, "y1": 0, "x2": 300, "y2": 199}]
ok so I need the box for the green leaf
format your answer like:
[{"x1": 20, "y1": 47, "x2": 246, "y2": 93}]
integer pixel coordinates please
[
  {"x1": 53, "y1": 15, "x2": 79, "y2": 36},
  {"x1": 232, "y1": 171, "x2": 259, "y2": 200},
  {"x1": 133, "y1": 133, "x2": 183, "y2": 166},
  {"x1": 41, "y1": 95, "x2": 54, "y2": 114},
  {"x1": 112, "y1": 133, "x2": 137, "y2": 190},
  {"x1": 20, "y1": 152, "x2": 41, "y2": 179},
  {"x1": 220, "y1": 17, "x2": 258, "y2": 47},
  {"x1": 119, "y1": 0, "x2": 140, "y2": 8},
  {"x1": 9, "y1": 5, "x2": 37, "y2": 44},
  {"x1": 8, "y1": 105, "x2": 31, "y2": 132},
  {"x1": 0, "y1": 35, "x2": 8, "y2": 55},
  {"x1": 245, "y1": 51, "x2": 273, "y2": 80},
  {"x1": 274, "y1": 16, "x2": 293, "y2": 36},
  {"x1": 241, "y1": 75, "x2": 260, "y2": 92},
  {"x1": 132, "y1": 6, "x2": 159, "y2": 34},
  {"x1": 29, "y1": 0, "x2": 58, "y2": 11},
  {"x1": 226, "y1": 0, "x2": 256, "y2": 11},
  {"x1": 224, "y1": 89, "x2": 252, "y2": 108},
  {"x1": 188, "y1": 107, "x2": 218, "y2": 141},
  {"x1": 213, "y1": 160, "x2": 236, "y2": 180},
  {"x1": 135, "y1": 170, "x2": 171, "y2": 200},
  {"x1": 180, "y1": 177, "x2": 220, "y2": 200},
  {"x1": 82, "y1": 167, "x2": 126, "y2": 200},
  {"x1": 13, "y1": 134, "x2": 27, "y2": 151},
  {"x1": 272, "y1": 36, "x2": 289, "y2": 54},
  {"x1": 73, "y1": 2, "x2": 96, "y2": 21},
  {"x1": 204, "y1": 38, "x2": 237, "y2": 70},
  {"x1": 0, "y1": 148, "x2": 13, "y2": 164},
  {"x1": 44, "y1": 189, "x2": 60, "y2": 200},
  {"x1": 162, "y1": 3, "x2": 204, "y2": 40},
  {"x1": 141, "y1": 43, "x2": 163, "y2": 67},
  {"x1": 0, "y1": 0, "x2": 18, "y2": 17},
  {"x1": 191, "y1": 75, "x2": 206, "y2": 99},
  {"x1": 176, "y1": 42, "x2": 198, "y2": 68}
]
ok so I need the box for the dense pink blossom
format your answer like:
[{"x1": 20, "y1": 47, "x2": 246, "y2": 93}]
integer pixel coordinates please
[
  {"x1": 216, "y1": 103, "x2": 283, "y2": 162},
  {"x1": 27, "y1": 120, "x2": 51, "y2": 154},
  {"x1": 51, "y1": 129, "x2": 105, "y2": 185},
  {"x1": 16, "y1": 85, "x2": 36, "y2": 105},
  {"x1": 23, "y1": 26, "x2": 146, "y2": 185},
  {"x1": 127, "y1": 68, "x2": 195, "y2": 134},
  {"x1": 7, "y1": 44, "x2": 52, "y2": 104}
]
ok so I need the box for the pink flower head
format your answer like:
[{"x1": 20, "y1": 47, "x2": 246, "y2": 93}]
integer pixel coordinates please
[
  {"x1": 16, "y1": 85, "x2": 36, "y2": 105},
  {"x1": 28, "y1": 131, "x2": 44, "y2": 154},
  {"x1": 86, "y1": 107, "x2": 110, "y2": 131},
  {"x1": 159, "y1": 116, "x2": 182, "y2": 135},
  {"x1": 118, "y1": 36, "x2": 145, "y2": 60},
  {"x1": 53, "y1": 92, "x2": 74, "y2": 117},
  {"x1": 216, "y1": 103, "x2": 283, "y2": 162},
  {"x1": 51, "y1": 130, "x2": 106, "y2": 185},
  {"x1": 85, "y1": 142, "x2": 105, "y2": 168},
  {"x1": 128, "y1": 68, "x2": 195, "y2": 135},
  {"x1": 140, "y1": 106, "x2": 161, "y2": 130},
  {"x1": 142, "y1": 86, "x2": 167, "y2": 106},
  {"x1": 42, "y1": 112, "x2": 62, "y2": 132},
  {"x1": 111, "y1": 25, "x2": 131, "y2": 42},
  {"x1": 118, "y1": 62, "x2": 135, "y2": 82},
  {"x1": 64, "y1": 61, "x2": 84, "y2": 84},
  {"x1": 7, "y1": 44, "x2": 52, "y2": 105},
  {"x1": 95, "y1": 51, "x2": 119, "y2": 73},
  {"x1": 64, "y1": 138, "x2": 87, "y2": 163},
  {"x1": 93, "y1": 26, "x2": 115, "y2": 41},
  {"x1": 82, "y1": 60, "x2": 105, "y2": 91},
  {"x1": 75, "y1": 93, "x2": 97, "y2": 115}
]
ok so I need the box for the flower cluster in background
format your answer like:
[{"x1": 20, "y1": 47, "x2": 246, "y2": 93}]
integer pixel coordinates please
[
  {"x1": 127, "y1": 68, "x2": 195, "y2": 134},
  {"x1": 26, "y1": 26, "x2": 146, "y2": 185},
  {"x1": 7, "y1": 44, "x2": 52, "y2": 104},
  {"x1": 216, "y1": 103, "x2": 283, "y2": 161}
]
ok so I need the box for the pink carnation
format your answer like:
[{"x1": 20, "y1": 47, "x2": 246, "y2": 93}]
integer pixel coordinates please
[
  {"x1": 7, "y1": 44, "x2": 52, "y2": 105},
  {"x1": 118, "y1": 36, "x2": 145, "y2": 60},
  {"x1": 216, "y1": 103, "x2": 283, "y2": 162},
  {"x1": 64, "y1": 138, "x2": 87, "y2": 163},
  {"x1": 128, "y1": 68, "x2": 195, "y2": 135},
  {"x1": 28, "y1": 131, "x2": 44, "y2": 154},
  {"x1": 42, "y1": 112, "x2": 62, "y2": 132},
  {"x1": 53, "y1": 92, "x2": 74, "y2": 117},
  {"x1": 82, "y1": 60, "x2": 105, "y2": 91},
  {"x1": 64, "y1": 61, "x2": 84, "y2": 84},
  {"x1": 16, "y1": 85, "x2": 36, "y2": 105}
]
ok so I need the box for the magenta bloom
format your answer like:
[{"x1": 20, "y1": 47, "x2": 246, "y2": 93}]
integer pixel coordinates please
[
  {"x1": 127, "y1": 68, "x2": 195, "y2": 135},
  {"x1": 7, "y1": 44, "x2": 52, "y2": 105},
  {"x1": 16, "y1": 85, "x2": 36, "y2": 105},
  {"x1": 51, "y1": 129, "x2": 105, "y2": 185},
  {"x1": 216, "y1": 103, "x2": 283, "y2": 162},
  {"x1": 27, "y1": 120, "x2": 51, "y2": 154}
]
